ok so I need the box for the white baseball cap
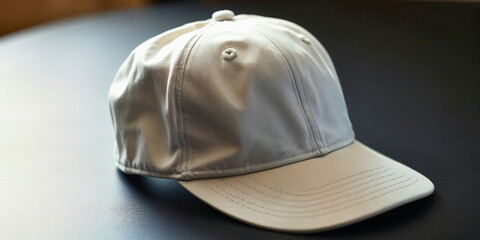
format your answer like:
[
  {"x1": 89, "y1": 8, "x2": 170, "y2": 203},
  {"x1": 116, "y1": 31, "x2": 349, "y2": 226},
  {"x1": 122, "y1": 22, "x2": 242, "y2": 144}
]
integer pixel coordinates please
[{"x1": 108, "y1": 10, "x2": 434, "y2": 233}]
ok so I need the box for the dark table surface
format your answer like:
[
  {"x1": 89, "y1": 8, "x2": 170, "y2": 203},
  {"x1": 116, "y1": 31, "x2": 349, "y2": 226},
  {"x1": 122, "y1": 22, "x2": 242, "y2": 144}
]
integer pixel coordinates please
[{"x1": 1, "y1": 1, "x2": 479, "y2": 239}]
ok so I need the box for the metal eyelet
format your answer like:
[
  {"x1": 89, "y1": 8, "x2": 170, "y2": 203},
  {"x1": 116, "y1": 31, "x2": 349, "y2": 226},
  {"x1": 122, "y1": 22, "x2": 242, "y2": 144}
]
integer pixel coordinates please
[{"x1": 222, "y1": 48, "x2": 238, "y2": 61}]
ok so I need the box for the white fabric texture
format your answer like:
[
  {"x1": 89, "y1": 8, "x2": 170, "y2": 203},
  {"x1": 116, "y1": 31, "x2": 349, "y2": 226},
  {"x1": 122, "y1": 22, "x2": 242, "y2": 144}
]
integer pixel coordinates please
[{"x1": 109, "y1": 13, "x2": 354, "y2": 180}]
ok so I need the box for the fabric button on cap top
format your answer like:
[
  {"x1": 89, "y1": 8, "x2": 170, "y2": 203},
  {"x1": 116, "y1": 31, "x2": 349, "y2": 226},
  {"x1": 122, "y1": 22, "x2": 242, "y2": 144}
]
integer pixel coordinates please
[{"x1": 212, "y1": 10, "x2": 234, "y2": 21}]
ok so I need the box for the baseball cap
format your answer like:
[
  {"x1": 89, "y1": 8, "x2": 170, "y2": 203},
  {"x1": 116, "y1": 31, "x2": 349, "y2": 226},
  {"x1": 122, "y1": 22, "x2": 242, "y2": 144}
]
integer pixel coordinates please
[{"x1": 108, "y1": 10, "x2": 434, "y2": 233}]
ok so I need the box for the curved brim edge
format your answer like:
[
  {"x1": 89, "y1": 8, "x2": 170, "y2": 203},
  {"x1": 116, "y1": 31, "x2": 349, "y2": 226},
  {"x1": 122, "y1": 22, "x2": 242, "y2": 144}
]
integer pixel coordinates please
[{"x1": 178, "y1": 140, "x2": 434, "y2": 233}]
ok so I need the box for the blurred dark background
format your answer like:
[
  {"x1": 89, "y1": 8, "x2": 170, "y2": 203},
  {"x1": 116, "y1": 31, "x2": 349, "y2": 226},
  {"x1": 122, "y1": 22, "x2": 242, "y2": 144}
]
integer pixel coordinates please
[
  {"x1": 0, "y1": 0, "x2": 479, "y2": 239},
  {"x1": 0, "y1": 0, "x2": 268, "y2": 36},
  {"x1": 1, "y1": 0, "x2": 478, "y2": 36},
  {"x1": 0, "y1": 0, "x2": 153, "y2": 36}
]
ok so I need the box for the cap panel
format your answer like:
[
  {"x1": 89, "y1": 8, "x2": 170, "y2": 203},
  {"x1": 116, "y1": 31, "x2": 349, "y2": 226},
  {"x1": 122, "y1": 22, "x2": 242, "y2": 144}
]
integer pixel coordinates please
[
  {"x1": 244, "y1": 16, "x2": 354, "y2": 152},
  {"x1": 109, "y1": 20, "x2": 211, "y2": 178},
  {"x1": 181, "y1": 20, "x2": 319, "y2": 178}
]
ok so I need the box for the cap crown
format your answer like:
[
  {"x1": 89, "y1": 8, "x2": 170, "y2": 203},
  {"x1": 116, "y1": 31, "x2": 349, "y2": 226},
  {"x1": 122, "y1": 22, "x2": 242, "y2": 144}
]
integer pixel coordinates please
[{"x1": 109, "y1": 12, "x2": 354, "y2": 180}]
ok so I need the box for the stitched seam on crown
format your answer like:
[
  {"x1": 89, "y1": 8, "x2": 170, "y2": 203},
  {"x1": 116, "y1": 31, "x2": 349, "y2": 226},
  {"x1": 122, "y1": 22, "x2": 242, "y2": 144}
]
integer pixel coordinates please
[
  {"x1": 207, "y1": 176, "x2": 418, "y2": 218},
  {"x1": 176, "y1": 22, "x2": 217, "y2": 179},
  {"x1": 116, "y1": 137, "x2": 353, "y2": 180},
  {"x1": 243, "y1": 21, "x2": 320, "y2": 152},
  {"x1": 175, "y1": 35, "x2": 194, "y2": 179},
  {"x1": 234, "y1": 169, "x2": 402, "y2": 200},
  {"x1": 189, "y1": 149, "x2": 317, "y2": 175},
  {"x1": 117, "y1": 148, "x2": 317, "y2": 180},
  {"x1": 116, "y1": 135, "x2": 354, "y2": 180},
  {"x1": 115, "y1": 160, "x2": 182, "y2": 179},
  {"x1": 246, "y1": 165, "x2": 388, "y2": 194},
  {"x1": 214, "y1": 175, "x2": 412, "y2": 213},
  {"x1": 287, "y1": 47, "x2": 328, "y2": 148}
]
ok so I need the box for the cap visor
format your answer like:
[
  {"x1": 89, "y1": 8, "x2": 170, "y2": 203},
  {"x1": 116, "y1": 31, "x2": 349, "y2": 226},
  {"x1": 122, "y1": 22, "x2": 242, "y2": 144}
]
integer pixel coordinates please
[{"x1": 178, "y1": 140, "x2": 434, "y2": 233}]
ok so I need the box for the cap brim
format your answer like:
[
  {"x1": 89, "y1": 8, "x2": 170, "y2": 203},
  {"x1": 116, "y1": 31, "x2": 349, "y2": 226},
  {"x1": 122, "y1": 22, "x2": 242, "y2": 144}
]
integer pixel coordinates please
[{"x1": 178, "y1": 140, "x2": 434, "y2": 233}]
